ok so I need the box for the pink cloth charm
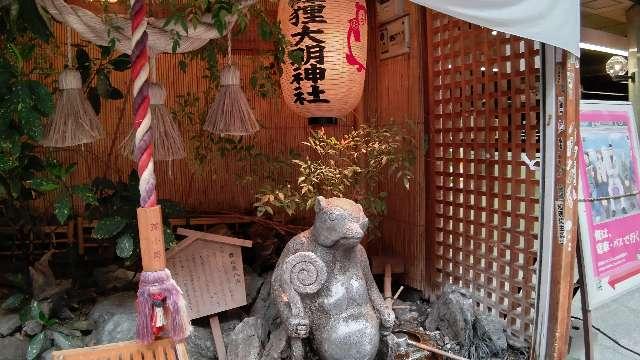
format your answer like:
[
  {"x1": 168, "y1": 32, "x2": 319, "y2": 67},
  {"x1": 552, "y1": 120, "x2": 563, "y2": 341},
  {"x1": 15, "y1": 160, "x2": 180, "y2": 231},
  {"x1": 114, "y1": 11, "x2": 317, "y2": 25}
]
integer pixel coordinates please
[{"x1": 136, "y1": 269, "x2": 191, "y2": 344}]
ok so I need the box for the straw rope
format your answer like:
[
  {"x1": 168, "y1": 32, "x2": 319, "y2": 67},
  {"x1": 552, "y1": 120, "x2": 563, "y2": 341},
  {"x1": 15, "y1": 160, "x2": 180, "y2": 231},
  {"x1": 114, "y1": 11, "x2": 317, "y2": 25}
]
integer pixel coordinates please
[{"x1": 36, "y1": 0, "x2": 255, "y2": 55}]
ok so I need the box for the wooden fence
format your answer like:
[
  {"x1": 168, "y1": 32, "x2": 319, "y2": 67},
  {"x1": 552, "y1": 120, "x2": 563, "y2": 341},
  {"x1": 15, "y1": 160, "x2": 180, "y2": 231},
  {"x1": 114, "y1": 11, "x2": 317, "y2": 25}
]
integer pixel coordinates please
[{"x1": 425, "y1": 11, "x2": 542, "y2": 343}]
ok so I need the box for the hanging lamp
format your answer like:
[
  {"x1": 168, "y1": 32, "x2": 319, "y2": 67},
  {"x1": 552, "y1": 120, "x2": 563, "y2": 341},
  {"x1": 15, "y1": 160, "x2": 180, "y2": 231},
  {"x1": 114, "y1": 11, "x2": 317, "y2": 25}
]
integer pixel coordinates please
[
  {"x1": 41, "y1": 27, "x2": 104, "y2": 147},
  {"x1": 120, "y1": 55, "x2": 186, "y2": 161},
  {"x1": 203, "y1": 33, "x2": 259, "y2": 136},
  {"x1": 277, "y1": 0, "x2": 368, "y2": 125}
]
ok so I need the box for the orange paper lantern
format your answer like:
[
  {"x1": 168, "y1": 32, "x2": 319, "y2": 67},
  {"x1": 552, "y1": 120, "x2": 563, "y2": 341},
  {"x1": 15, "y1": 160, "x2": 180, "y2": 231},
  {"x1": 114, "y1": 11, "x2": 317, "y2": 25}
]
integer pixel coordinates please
[{"x1": 278, "y1": 0, "x2": 368, "y2": 123}]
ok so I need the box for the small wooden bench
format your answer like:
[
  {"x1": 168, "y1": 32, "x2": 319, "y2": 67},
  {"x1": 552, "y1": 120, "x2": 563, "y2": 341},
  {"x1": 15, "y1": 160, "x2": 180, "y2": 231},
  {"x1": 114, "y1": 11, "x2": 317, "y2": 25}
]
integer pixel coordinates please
[{"x1": 52, "y1": 338, "x2": 188, "y2": 360}]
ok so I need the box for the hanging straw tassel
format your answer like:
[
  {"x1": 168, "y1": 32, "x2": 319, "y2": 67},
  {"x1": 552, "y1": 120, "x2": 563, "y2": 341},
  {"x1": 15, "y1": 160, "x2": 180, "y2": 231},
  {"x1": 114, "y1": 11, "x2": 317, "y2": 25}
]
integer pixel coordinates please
[
  {"x1": 203, "y1": 35, "x2": 259, "y2": 135},
  {"x1": 41, "y1": 27, "x2": 103, "y2": 147},
  {"x1": 40, "y1": 70, "x2": 104, "y2": 147},
  {"x1": 120, "y1": 82, "x2": 186, "y2": 160}
]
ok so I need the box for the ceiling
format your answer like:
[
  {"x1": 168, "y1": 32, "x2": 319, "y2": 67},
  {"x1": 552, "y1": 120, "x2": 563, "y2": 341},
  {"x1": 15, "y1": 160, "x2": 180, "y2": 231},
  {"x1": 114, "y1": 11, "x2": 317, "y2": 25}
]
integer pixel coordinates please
[{"x1": 581, "y1": 0, "x2": 637, "y2": 36}]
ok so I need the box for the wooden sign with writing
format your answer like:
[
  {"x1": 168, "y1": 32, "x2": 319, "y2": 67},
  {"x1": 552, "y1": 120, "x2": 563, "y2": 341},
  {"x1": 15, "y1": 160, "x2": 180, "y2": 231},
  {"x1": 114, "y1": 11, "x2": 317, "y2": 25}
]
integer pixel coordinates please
[{"x1": 166, "y1": 229, "x2": 253, "y2": 319}]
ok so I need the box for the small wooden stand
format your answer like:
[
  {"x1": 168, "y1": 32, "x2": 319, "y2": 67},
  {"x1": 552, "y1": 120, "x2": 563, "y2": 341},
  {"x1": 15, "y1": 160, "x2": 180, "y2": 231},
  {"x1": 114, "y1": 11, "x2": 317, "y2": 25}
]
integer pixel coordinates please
[
  {"x1": 166, "y1": 228, "x2": 253, "y2": 360},
  {"x1": 209, "y1": 315, "x2": 226, "y2": 360},
  {"x1": 575, "y1": 233, "x2": 594, "y2": 360}
]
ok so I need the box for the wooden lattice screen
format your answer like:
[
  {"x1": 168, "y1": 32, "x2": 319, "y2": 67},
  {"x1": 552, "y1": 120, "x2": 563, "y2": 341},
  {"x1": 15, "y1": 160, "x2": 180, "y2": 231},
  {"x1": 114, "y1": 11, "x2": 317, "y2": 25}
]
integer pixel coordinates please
[{"x1": 426, "y1": 12, "x2": 541, "y2": 343}]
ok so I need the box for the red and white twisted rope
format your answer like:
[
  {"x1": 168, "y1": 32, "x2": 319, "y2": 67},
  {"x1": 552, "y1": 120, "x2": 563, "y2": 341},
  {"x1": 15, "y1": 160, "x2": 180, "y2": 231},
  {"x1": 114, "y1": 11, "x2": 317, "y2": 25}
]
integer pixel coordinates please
[{"x1": 130, "y1": 0, "x2": 157, "y2": 208}]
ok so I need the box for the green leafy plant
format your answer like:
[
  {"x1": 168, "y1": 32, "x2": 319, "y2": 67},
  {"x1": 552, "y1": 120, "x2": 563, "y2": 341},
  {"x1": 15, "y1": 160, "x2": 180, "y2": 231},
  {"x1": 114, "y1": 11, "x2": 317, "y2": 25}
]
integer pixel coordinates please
[
  {"x1": 0, "y1": 0, "x2": 52, "y2": 44},
  {"x1": 0, "y1": 25, "x2": 96, "y2": 260},
  {"x1": 34, "y1": 159, "x2": 98, "y2": 224},
  {"x1": 253, "y1": 125, "x2": 416, "y2": 237},
  {"x1": 153, "y1": 0, "x2": 290, "y2": 98},
  {"x1": 85, "y1": 170, "x2": 183, "y2": 262},
  {"x1": 74, "y1": 45, "x2": 130, "y2": 115},
  {"x1": 1, "y1": 254, "x2": 86, "y2": 360}
]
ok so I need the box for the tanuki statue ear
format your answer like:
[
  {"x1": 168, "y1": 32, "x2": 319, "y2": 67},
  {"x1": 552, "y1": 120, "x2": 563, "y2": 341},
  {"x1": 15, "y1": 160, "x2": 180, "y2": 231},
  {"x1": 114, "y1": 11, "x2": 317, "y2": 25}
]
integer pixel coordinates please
[{"x1": 315, "y1": 196, "x2": 326, "y2": 214}]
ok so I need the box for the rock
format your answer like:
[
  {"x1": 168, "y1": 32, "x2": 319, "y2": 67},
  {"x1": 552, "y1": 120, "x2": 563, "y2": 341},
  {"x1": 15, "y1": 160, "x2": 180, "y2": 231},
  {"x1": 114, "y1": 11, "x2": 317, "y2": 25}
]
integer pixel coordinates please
[
  {"x1": 40, "y1": 348, "x2": 54, "y2": 360},
  {"x1": 226, "y1": 317, "x2": 265, "y2": 360},
  {"x1": 424, "y1": 285, "x2": 474, "y2": 344},
  {"x1": 260, "y1": 326, "x2": 288, "y2": 360},
  {"x1": 23, "y1": 320, "x2": 43, "y2": 336},
  {"x1": 244, "y1": 267, "x2": 265, "y2": 305},
  {"x1": 399, "y1": 286, "x2": 426, "y2": 303},
  {"x1": 0, "y1": 313, "x2": 21, "y2": 336},
  {"x1": 86, "y1": 292, "x2": 244, "y2": 360},
  {"x1": 250, "y1": 272, "x2": 279, "y2": 338},
  {"x1": 67, "y1": 319, "x2": 95, "y2": 331},
  {"x1": 392, "y1": 300, "x2": 420, "y2": 324},
  {"x1": 0, "y1": 335, "x2": 29, "y2": 360},
  {"x1": 87, "y1": 292, "x2": 137, "y2": 345},
  {"x1": 93, "y1": 265, "x2": 138, "y2": 290},
  {"x1": 185, "y1": 324, "x2": 217, "y2": 360},
  {"x1": 474, "y1": 314, "x2": 507, "y2": 356}
]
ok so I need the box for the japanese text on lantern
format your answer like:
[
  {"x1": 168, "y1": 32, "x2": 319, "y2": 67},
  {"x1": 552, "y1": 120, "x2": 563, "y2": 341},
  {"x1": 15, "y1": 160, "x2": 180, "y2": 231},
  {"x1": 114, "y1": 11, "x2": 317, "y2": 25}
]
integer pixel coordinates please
[{"x1": 289, "y1": 0, "x2": 329, "y2": 105}]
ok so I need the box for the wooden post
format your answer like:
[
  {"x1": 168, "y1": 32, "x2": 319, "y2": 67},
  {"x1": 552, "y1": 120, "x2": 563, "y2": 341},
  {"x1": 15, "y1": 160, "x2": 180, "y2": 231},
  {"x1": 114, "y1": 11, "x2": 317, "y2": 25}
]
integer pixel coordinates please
[
  {"x1": 137, "y1": 206, "x2": 189, "y2": 359},
  {"x1": 543, "y1": 49, "x2": 581, "y2": 359},
  {"x1": 576, "y1": 236, "x2": 594, "y2": 360},
  {"x1": 209, "y1": 315, "x2": 227, "y2": 360},
  {"x1": 77, "y1": 217, "x2": 85, "y2": 256},
  {"x1": 384, "y1": 263, "x2": 393, "y2": 307},
  {"x1": 137, "y1": 206, "x2": 166, "y2": 271}
]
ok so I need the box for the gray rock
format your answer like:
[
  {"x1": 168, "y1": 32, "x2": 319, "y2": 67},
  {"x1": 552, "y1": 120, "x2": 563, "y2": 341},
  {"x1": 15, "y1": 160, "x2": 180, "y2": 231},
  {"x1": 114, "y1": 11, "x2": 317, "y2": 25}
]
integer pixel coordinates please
[
  {"x1": 250, "y1": 272, "x2": 279, "y2": 337},
  {"x1": 474, "y1": 314, "x2": 507, "y2": 356},
  {"x1": 244, "y1": 267, "x2": 265, "y2": 305},
  {"x1": 260, "y1": 326, "x2": 288, "y2": 360},
  {"x1": 392, "y1": 300, "x2": 420, "y2": 324},
  {"x1": 86, "y1": 292, "x2": 245, "y2": 360},
  {"x1": 93, "y1": 265, "x2": 138, "y2": 290},
  {"x1": 424, "y1": 285, "x2": 474, "y2": 344},
  {"x1": 185, "y1": 324, "x2": 216, "y2": 360},
  {"x1": 40, "y1": 348, "x2": 54, "y2": 360},
  {"x1": 0, "y1": 335, "x2": 29, "y2": 360},
  {"x1": 87, "y1": 292, "x2": 137, "y2": 345},
  {"x1": 0, "y1": 313, "x2": 21, "y2": 337},
  {"x1": 226, "y1": 317, "x2": 265, "y2": 360},
  {"x1": 23, "y1": 320, "x2": 43, "y2": 336}
]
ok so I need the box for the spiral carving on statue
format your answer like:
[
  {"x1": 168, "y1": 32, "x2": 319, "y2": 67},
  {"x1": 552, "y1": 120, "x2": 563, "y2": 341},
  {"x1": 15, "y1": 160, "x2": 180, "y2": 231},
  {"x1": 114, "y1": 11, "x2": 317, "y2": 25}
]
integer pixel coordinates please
[{"x1": 283, "y1": 252, "x2": 327, "y2": 294}]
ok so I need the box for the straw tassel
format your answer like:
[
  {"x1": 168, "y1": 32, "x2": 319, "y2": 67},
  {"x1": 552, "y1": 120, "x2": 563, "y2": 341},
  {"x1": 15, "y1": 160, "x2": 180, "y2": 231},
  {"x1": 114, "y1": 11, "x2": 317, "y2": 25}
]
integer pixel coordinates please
[
  {"x1": 40, "y1": 68, "x2": 104, "y2": 147},
  {"x1": 203, "y1": 34, "x2": 259, "y2": 136},
  {"x1": 203, "y1": 63, "x2": 260, "y2": 135},
  {"x1": 120, "y1": 82, "x2": 186, "y2": 161}
]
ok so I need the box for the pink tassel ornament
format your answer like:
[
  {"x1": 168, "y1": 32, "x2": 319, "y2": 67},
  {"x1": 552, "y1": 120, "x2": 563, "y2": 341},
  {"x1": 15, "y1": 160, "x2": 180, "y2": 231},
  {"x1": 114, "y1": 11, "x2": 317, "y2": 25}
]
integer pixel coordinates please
[{"x1": 136, "y1": 269, "x2": 191, "y2": 344}]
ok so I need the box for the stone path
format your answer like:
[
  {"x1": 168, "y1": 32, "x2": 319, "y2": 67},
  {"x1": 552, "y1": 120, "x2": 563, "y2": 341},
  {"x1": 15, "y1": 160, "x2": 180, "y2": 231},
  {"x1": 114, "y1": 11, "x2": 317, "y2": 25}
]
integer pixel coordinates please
[{"x1": 568, "y1": 287, "x2": 640, "y2": 360}]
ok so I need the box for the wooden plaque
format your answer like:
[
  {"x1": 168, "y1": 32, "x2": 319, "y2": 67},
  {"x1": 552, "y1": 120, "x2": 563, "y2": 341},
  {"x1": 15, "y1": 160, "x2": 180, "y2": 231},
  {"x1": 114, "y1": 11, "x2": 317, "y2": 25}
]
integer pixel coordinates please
[
  {"x1": 378, "y1": 16, "x2": 410, "y2": 60},
  {"x1": 167, "y1": 229, "x2": 251, "y2": 320}
]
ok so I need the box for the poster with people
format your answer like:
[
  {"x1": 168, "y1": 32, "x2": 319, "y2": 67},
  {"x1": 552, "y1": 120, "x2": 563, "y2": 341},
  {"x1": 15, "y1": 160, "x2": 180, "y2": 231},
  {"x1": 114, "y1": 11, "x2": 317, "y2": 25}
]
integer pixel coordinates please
[{"x1": 578, "y1": 101, "x2": 640, "y2": 309}]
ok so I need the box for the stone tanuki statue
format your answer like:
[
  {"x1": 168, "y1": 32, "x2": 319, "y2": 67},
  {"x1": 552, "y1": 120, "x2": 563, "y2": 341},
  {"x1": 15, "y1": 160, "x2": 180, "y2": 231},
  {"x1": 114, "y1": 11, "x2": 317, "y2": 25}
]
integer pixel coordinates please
[{"x1": 272, "y1": 196, "x2": 395, "y2": 360}]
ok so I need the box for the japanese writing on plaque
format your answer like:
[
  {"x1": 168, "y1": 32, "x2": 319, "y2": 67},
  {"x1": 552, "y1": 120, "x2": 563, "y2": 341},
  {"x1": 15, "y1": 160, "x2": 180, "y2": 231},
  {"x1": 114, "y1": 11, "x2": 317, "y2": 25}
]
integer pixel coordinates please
[
  {"x1": 167, "y1": 241, "x2": 246, "y2": 320},
  {"x1": 288, "y1": 0, "x2": 330, "y2": 105}
]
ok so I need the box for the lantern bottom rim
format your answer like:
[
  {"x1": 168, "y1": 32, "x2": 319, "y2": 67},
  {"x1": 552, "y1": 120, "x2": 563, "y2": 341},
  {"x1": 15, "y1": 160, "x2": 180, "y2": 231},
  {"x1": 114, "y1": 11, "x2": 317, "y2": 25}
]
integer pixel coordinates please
[{"x1": 308, "y1": 117, "x2": 339, "y2": 127}]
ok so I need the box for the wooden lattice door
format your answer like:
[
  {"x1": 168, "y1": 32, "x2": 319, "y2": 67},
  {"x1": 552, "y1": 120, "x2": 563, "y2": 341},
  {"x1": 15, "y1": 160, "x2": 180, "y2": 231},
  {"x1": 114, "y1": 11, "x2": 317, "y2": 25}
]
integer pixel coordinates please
[{"x1": 426, "y1": 11, "x2": 541, "y2": 343}]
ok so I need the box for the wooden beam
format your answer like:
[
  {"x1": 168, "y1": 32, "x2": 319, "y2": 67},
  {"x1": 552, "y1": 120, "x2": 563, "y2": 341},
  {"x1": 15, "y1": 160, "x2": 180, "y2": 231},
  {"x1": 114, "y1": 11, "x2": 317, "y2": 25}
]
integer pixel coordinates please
[
  {"x1": 543, "y1": 49, "x2": 581, "y2": 359},
  {"x1": 176, "y1": 228, "x2": 253, "y2": 248}
]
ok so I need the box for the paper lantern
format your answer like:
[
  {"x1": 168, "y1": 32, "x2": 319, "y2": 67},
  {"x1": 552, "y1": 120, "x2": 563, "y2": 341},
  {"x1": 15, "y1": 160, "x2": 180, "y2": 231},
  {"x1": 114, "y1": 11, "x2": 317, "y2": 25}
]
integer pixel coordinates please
[{"x1": 278, "y1": 0, "x2": 368, "y2": 123}]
